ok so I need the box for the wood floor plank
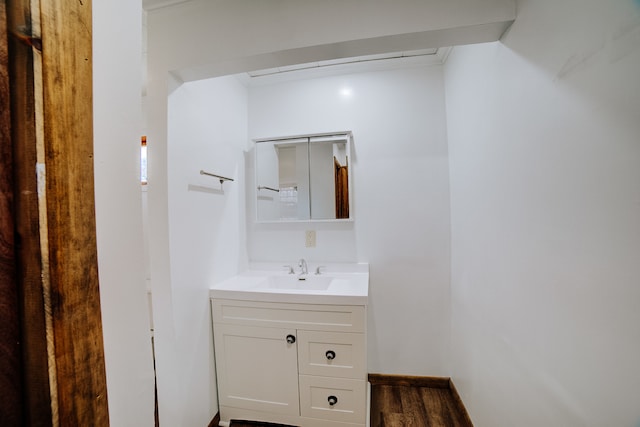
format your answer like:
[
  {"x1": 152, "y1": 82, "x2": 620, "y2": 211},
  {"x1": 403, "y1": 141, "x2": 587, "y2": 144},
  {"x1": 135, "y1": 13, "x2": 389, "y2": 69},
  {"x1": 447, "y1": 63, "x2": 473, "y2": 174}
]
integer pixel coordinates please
[
  {"x1": 371, "y1": 383, "x2": 403, "y2": 427},
  {"x1": 449, "y1": 379, "x2": 474, "y2": 426},
  {"x1": 378, "y1": 384, "x2": 404, "y2": 411},
  {"x1": 419, "y1": 387, "x2": 448, "y2": 426},
  {"x1": 382, "y1": 412, "x2": 418, "y2": 426},
  {"x1": 421, "y1": 387, "x2": 462, "y2": 427},
  {"x1": 229, "y1": 421, "x2": 296, "y2": 427},
  {"x1": 400, "y1": 387, "x2": 431, "y2": 426},
  {"x1": 442, "y1": 388, "x2": 474, "y2": 427},
  {"x1": 371, "y1": 382, "x2": 473, "y2": 427}
]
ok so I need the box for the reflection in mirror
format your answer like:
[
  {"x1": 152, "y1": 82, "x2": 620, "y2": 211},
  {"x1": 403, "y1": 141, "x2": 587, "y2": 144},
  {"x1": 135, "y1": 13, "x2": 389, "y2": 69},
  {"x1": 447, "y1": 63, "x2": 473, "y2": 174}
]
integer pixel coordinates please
[{"x1": 255, "y1": 132, "x2": 351, "y2": 222}]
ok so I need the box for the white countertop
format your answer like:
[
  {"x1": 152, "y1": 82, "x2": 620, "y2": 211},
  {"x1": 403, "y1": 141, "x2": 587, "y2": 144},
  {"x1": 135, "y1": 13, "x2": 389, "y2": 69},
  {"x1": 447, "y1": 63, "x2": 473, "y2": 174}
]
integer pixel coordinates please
[{"x1": 209, "y1": 262, "x2": 369, "y2": 305}]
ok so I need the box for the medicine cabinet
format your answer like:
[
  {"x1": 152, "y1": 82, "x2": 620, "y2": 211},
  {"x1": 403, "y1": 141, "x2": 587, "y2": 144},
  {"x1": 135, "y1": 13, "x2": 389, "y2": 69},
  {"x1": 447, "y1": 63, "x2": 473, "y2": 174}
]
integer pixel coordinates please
[{"x1": 255, "y1": 132, "x2": 352, "y2": 222}]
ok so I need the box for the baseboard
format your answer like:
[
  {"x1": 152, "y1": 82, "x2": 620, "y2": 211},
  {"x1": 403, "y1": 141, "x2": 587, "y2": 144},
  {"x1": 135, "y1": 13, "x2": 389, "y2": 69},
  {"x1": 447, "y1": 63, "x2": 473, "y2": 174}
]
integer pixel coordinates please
[
  {"x1": 208, "y1": 411, "x2": 221, "y2": 427},
  {"x1": 367, "y1": 373, "x2": 451, "y2": 389},
  {"x1": 449, "y1": 379, "x2": 474, "y2": 426}
]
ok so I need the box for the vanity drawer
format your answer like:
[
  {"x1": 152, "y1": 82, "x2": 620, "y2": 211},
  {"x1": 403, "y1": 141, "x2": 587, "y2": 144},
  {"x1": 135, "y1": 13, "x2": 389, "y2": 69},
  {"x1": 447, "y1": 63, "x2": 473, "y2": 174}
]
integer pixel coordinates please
[
  {"x1": 299, "y1": 375, "x2": 367, "y2": 424},
  {"x1": 211, "y1": 299, "x2": 365, "y2": 333},
  {"x1": 297, "y1": 331, "x2": 365, "y2": 379}
]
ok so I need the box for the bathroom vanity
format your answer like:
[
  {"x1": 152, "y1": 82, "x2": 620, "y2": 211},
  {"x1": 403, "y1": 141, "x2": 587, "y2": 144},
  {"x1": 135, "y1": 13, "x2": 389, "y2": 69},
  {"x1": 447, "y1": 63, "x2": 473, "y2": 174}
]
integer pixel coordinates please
[{"x1": 210, "y1": 264, "x2": 369, "y2": 427}]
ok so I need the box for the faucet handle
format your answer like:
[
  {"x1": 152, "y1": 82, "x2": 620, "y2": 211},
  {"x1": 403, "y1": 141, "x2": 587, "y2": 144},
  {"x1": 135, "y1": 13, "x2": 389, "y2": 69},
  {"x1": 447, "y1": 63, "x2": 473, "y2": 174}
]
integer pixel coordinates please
[
  {"x1": 283, "y1": 265, "x2": 295, "y2": 274},
  {"x1": 315, "y1": 266, "x2": 326, "y2": 275}
]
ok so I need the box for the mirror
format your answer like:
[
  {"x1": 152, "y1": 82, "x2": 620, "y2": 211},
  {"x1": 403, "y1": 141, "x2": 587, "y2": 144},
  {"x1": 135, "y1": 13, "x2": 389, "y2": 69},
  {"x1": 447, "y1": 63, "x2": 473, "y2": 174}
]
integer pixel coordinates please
[{"x1": 255, "y1": 132, "x2": 352, "y2": 222}]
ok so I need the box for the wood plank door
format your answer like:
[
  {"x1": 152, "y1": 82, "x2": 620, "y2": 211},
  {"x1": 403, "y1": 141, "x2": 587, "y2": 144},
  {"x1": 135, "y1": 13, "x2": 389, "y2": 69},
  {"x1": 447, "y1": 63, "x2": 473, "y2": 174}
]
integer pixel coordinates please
[
  {"x1": 3, "y1": 0, "x2": 110, "y2": 425},
  {"x1": 0, "y1": 2, "x2": 24, "y2": 424}
]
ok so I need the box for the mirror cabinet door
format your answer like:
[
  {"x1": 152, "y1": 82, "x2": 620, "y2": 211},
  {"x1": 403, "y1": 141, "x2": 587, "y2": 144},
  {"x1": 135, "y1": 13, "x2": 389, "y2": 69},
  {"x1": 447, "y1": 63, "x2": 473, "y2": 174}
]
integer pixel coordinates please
[
  {"x1": 255, "y1": 133, "x2": 351, "y2": 222},
  {"x1": 309, "y1": 137, "x2": 349, "y2": 220}
]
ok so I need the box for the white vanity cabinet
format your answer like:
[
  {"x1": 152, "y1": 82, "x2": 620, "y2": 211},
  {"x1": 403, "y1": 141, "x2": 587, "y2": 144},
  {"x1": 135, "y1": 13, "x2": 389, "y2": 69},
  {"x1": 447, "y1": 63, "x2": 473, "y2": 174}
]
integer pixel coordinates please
[{"x1": 211, "y1": 299, "x2": 368, "y2": 427}]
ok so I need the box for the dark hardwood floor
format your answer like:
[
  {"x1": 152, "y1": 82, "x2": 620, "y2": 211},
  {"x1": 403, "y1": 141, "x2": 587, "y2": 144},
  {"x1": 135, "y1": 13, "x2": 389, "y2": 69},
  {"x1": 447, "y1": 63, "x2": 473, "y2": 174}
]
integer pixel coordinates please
[
  {"x1": 229, "y1": 377, "x2": 473, "y2": 427},
  {"x1": 370, "y1": 383, "x2": 472, "y2": 427},
  {"x1": 229, "y1": 422, "x2": 292, "y2": 427}
]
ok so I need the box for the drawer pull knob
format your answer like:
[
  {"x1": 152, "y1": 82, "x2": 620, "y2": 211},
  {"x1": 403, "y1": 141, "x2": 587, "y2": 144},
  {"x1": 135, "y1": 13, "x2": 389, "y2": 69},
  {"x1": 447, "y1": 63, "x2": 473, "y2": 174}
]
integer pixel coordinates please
[
  {"x1": 286, "y1": 334, "x2": 296, "y2": 344},
  {"x1": 325, "y1": 350, "x2": 336, "y2": 360},
  {"x1": 328, "y1": 395, "x2": 338, "y2": 406}
]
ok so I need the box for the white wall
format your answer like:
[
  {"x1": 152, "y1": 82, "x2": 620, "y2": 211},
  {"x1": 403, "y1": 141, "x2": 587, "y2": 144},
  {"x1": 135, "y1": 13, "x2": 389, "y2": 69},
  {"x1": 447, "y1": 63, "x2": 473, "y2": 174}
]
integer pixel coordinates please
[
  {"x1": 93, "y1": 0, "x2": 155, "y2": 425},
  {"x1": 247, "y1": 65, "x2": 452, "y2": 375},
  {"x1": 156, "y1": 76, "x2": 248, "y2": 425},
  {"x1": 444, "y1": 0, "x2": 640, "y2": 425}
]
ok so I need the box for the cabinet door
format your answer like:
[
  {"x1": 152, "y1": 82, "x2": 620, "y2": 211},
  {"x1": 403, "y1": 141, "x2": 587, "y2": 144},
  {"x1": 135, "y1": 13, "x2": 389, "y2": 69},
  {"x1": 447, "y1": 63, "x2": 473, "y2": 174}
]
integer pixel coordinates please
[{"x1": 214, "y1": 324, "x2": 299, "y2": 415}]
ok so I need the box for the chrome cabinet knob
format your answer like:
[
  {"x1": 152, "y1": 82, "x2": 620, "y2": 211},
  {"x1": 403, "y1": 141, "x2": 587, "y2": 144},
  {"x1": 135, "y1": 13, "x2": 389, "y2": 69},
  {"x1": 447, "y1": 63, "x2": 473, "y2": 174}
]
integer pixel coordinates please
[
  {"x1": 325, "y1": 350, "x2": 336, "y2": 360},
  {"x1": 286, "y1": 334, "x2": 296, "y2": 344}
]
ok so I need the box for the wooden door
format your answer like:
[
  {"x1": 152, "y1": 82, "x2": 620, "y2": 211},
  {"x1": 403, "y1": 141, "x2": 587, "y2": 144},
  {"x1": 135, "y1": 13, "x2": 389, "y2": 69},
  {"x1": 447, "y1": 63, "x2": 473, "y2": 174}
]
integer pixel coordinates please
[
  {"x1": 1, "y1": 2, "x2": 24, "y2": 424},
  {"x1": 334, "y1": 157, "x2": 349, "y2": 219},
  {"x1": 3, "y1": 0, "x2": 110, "y2": 425}
]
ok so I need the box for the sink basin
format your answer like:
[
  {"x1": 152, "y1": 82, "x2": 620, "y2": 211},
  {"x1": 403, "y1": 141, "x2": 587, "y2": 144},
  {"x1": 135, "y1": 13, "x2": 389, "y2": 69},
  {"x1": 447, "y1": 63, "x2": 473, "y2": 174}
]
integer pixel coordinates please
[
  {"x1": 265, "y1": 275, "x2": 333, "y2": 290},
  {"x1": 209, "y1": 263, "x2": 369, "y2": 305}
]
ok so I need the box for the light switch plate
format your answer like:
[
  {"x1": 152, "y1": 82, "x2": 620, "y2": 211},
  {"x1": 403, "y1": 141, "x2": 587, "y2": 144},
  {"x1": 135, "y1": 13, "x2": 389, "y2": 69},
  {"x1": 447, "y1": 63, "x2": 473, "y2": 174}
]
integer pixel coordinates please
[{"x1": 305, "y1": 230, "x2": 316, "y2": 248}]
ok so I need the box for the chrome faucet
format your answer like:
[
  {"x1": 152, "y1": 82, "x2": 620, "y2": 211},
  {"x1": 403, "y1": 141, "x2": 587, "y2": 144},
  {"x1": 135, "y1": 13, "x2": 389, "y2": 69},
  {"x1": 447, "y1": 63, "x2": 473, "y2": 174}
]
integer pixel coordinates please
[{"x1": 298, "y1": 258, "x2": 308, "y2": 276}]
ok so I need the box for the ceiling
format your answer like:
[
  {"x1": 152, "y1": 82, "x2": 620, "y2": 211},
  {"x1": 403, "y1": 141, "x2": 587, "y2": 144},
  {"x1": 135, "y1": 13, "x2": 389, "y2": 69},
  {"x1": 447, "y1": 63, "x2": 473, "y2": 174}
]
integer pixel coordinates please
[
  {"x1": 246, "y1": 48, "x2": 440, "y2": 77},
  {"x1": 142, "y1": 0, "x2": 514, "y2": 84},
  {"x1": 236, "y1": 47, "x2": 451, "y2": 87},
  {"x1": 142, "y1": 0, "x2": 192, "y2": 11},
  {"x1": 141, "y1": 1, "x2": 451, "y2": 88}
]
